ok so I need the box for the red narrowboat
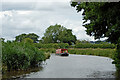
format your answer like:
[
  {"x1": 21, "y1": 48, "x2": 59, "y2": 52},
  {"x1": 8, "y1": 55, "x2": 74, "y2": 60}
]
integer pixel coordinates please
[{"x1": 56, "y1": 49, "x2": 69, "y2": 56}]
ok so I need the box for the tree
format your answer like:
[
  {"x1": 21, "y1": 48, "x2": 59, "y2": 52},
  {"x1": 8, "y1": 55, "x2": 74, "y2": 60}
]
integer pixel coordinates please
[
  {"x1": 25, "y1": 33, "x2": 39, "y2": 43},
  {"x1": 15, "y1": 33, "x2": 39, "y2": 43},
  {"x1": 0, "y1": 38, "x2": 5, "y2": 42},
  {"x1": 42, "y1": 24, "x2": 77, "y2": 45},
  {"x1": 22, "y1": 38, "x2": 34, "y2": 43},
  {"x1": 15, "y1": 33, "x2": 27, "y2": 42},
  {"x1": 71, "y1": 2, "x2": 120, "y2": 69},
  {"x1": 58, "y1": 29, "x2": 77, "y2": 45},
  {"x1": 76, "y1": 40, "x2": 89, "y2": 44}
]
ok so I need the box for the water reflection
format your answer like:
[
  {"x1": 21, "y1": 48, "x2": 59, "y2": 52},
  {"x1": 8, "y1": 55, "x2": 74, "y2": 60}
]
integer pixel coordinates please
[
  {"x1": 115, "y1": 70, "x2": 120, "y2": 80},
  {"x1": 2, "y1": 66, "x2": 43, "y2": 79}
]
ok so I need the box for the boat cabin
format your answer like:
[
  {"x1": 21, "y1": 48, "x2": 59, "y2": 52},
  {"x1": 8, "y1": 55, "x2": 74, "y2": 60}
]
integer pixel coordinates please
[{"x1": 56, "y1": 49, "x2": 69, "y2": 56}]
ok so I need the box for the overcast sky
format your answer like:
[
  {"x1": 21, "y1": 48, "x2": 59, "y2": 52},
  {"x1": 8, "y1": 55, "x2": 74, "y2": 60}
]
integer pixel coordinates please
[{"x1": 0, "y1": 0, "x2": 96, "y2": 41}]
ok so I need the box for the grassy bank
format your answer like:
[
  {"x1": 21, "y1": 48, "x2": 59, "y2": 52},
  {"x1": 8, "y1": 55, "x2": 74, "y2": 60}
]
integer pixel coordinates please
[
  {"x1": 68, "y1": 48, "x2": 116, "y2": 59},
  {"x1": 40, "y1": 48, "x2": 116, "y2": 59}
]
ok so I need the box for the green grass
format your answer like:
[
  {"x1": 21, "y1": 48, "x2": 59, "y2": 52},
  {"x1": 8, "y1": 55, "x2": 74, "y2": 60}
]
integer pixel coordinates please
[
  {"x1": 40, "y1": 48, "x2": 116, "y2": 59},
  {"x1": 68, "y1": 48, "x2": 116, "y2": 59},
  {"x1": 75, "y1": 43, "x2": 116, "y2": 49}
]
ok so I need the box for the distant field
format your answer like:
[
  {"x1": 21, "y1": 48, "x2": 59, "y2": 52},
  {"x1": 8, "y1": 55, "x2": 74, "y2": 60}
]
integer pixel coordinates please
[
  {"x1": 40, "y1": 48, "x2": 116, "y2": 59},
  {"x1": 68, "y1": 48, "x2": 116, "y2": 59}
]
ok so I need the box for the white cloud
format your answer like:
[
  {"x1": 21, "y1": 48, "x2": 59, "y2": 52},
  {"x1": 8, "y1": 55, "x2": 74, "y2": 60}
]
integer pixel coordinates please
[
  {"x1": 1, "y1": 1, "x2": 96, "y2": 41},
  {"x1": 2, "y1": 0, "x2": 70, "y2": 2}
]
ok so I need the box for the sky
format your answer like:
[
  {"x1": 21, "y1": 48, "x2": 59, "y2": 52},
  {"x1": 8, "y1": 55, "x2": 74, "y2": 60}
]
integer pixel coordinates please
[{"x1": 0, "y1": 0, "x2": 97, "y2": 41}]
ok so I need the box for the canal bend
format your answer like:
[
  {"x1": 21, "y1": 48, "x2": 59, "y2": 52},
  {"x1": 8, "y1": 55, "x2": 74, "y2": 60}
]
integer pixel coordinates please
[{"x1": 24, "y1": 54, "x2": 116, "y2": 78}]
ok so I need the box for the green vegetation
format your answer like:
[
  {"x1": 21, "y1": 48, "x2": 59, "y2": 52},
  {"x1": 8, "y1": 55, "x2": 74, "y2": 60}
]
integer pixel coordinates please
[
  {"x1": 34, "y1": 43, "x2": 69, "y2": 49},
  {"x1": 71, "y1": 2, "x2": 120, "y2": 43},
  {"x1": 2, "y1": 41, "x2": 46, "y2": 71},
  {"x1": 75, "y1": 43, "x2": 115, "y2": 49},
  {"x1": 34, "y1": 42, "x2": 116, "y2": 59},
  {"x1": 40, "y1": 48, "x2": 56, "y2": 53},
  {"x1": 68, "y1": 48, "x2": 116, "y2": 59},
  {"x1": 0, "y1": 38, "x2": 2, "y2": 78},
  {"x1": 1, "y1": 32, "x2": 117, "y2": 72},
  {"x1": 71, "y1": 2, "x2": 120, "y2": 70},
  {"x1": 36, "y1": 48, "x2": 116, "y2": 59},
  {"x1": 22, "y1": 38, "x2": 34, "y2": 43},
  {"x1": 41, "y1": 24, "x2": 77, "y2": 45},
  {"x1": 44, "y1": 52, "x2": 51, "y2": 59},
  {"x1": 15, "y1": 33, "x2": 39, "y2": 43},
  {"x1": 34, "y1": 42, "x2": 115, "y2": 49},
  {"x1": 38, "y1": 48, "x2": 116, "y2": 59}
]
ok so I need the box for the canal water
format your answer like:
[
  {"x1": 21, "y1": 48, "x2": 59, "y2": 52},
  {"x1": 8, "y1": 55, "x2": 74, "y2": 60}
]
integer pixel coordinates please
[{"x1": 23, "y1": 54, "x2": 116, "y2": 78}]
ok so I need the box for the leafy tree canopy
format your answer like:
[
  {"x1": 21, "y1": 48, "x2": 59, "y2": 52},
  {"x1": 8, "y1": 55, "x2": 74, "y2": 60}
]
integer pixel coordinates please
[
  {"x1": 22, "y1": 38, "x2": 34, "y2": 43},
  {"x1": 42, "y1": 24, "x2": 77, "y2": 45},
  {"x1": 15, "y1": 33, "x2": 39, "y2": 43},
  {"x1": 76, "y1": 40, "x2": 90, "y2": 44},
  {"x1": 71, "y1": 2, "x2": 120, "y2": 44},
  {"x1": 71, "y1": 2, "x2": 120, "y2": 70},
  {"x1": 0, "y1": 38, "x2": 5, "y2": 42}
]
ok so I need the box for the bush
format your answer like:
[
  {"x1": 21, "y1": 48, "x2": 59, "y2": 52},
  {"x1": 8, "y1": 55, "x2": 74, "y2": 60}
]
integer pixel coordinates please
[
  {"x1": 40, "y1": 48, "x2": 56, "y2": 53},
  {"x1": 2, "y1": 42, "x2": 46, "y2": 71}
]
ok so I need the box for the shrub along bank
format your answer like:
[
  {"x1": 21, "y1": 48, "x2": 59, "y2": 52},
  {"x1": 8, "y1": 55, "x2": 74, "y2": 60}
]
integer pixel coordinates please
[
  {"x1": 2, "y1": 42, "x2": 116, "y2": 71},
  {"x1": 2, "y1": 42, "x2": 47, "y2": 71}
]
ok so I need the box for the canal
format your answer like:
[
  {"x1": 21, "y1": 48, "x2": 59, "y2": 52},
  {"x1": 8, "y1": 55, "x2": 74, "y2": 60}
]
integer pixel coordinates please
[
  {"x1": 2, "y1": 54, "x2": 117, "y2": 79},
  {"x1": 24, "y1": 54, "x2": 116, "y2": 78}
]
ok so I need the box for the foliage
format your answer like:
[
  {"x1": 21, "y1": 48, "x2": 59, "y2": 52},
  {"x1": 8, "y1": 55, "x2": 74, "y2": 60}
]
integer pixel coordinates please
[
  {"x1": 58, "y1": 29, "x2": 77, "y2": 45},
  {"x1": 38, "y1": 48, "x2": 115, "y2": 59},
  {"x1": 75, "y1": 43, "x2": 115, "y2": 49},
  {"x1": 34, "y1": 43, "x2": 69, "y2": 49},
  {"x1": 0, "y1": 38, "x2": 5, "y2": 42},
  {"x1": 44, "y1": 52, "x2": 51, "y2": 59},
  {"x1": 15, "y1": 33, "x2": 39, "y2": 43},
  {"x1": 71, "y1": 2, "x2": 120, "y2": 69},
  {"x1": 71, "y1": 2, "x2": 120, "y2": 43},
  {"x1": 68, "y1": 48, "x2": 116, "y2": 59},
  {"x1": 42, "y1": 24, "x2": 77, "y2": 45},
  {"x1": 22, "y1": 38, "x2": 34, "y2": 43},
  {"x1": 113, "y1": 38, "x2": 120, "y2": 70},
  {"x1": 58, "y1": 43, "x2": 69, "y2": 48},
  {"x1": 34, "y1": 42, "x2": 115, "y2": 49},
  {"x1": 2, "y1": 42, "x2": 46, "y2": 71},
  {"x1": 40, "y1": 48, "x2": 56, "y2": 53},
  {"x1": 75, "y1": 40, "x2": 90, "y2": 44}
]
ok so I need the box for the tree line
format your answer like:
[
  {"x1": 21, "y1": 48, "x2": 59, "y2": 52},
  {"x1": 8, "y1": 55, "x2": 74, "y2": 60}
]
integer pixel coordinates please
[
  {"x1": 14, "y1": 24, "x2": 77, "y2": 45},
  {"x1": 1, "y1": 23, "x2": 116, "y2": 49}
]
